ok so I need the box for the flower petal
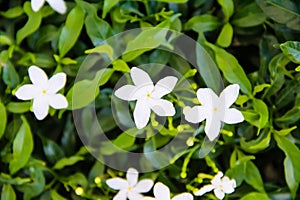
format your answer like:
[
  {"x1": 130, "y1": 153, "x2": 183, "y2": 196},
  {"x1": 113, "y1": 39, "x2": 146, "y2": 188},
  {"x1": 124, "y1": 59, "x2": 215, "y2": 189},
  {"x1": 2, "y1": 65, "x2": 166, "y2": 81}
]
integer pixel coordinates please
[
  {"x1": 106, "y1": 178, "x2": 128, "y2": 190},
  {"x1": 115, "y1": 85, "x2": 140, "y2": 101},
  {"x1": 204, "y1": 116, "x2": 221, "y2": 141},
  {"x1": 31, "y1": 0, "x2": 45, "y2": 12},
  {"x1": 48, "y1": 94, "x2": 68, "y2": 109},
  {"x1": 143, "y1": 197, "x2": 155, "y2": 200},
  {"x1": 220, "y1": 177, "x2": 236, "y2": 194},
  {"x1": 113, "y1": 190, "x2": 127, "y2": 200},
  {"x1": 183, "y1": 106, "x2": 207, "y2": 123},
  {"x1": 213, "y1": 188, "x2": 225, "y2": 200},
  {"x1": 15, "y1": 84, "x2": 38, "y2": 100},
  {"x1": 126, "y1": 168, "x2": 139, "y2": 187},
  {"x1": 48, "y1": 73, "x2": 67, "y2": 94},
  {"x1": 130, "y1": 67, "x2": 153, "y2": 87},
  {"x1": 150, "y1": 99, "x2": 175, "y2": 116},
  {"x1": 32, "y1": 95, "x2": 49, "y2": 120},
  {"x1": 127, "y1": 191, "x2": 144, "y2": 200},
  {"x1": 222, "y1": 108, "x2": 244, "y2": 124},
  {"x1": 194, "y1": 184, "x2": 214, "y2": 196},
  {"x1": 46, "y1": 0, "x2": 67, "y2": 14},
  {"x1": 172, "y1": 193, "x2": 194, "y2": 200},
  {"x1": 133, "y1": 179, "x2": 154, "y2": 193},
  {"x1": 154, "y1": 182, "x2": 170, "y2": 200},
  {"x1": 28, "y1": 66, "x2": 48, "y2": 87},
  {"x1": 196, "y1": 88, "x2": 218, "y2": 106},
  {"x1": 219, "y1": 84, "x2": 240, "y2": 108},
  {"x1": 211, "y1": 172, "x2": 223, "y2": 186},
  {"x1": 133, "y1": 100, "x2": 151, "y2": 129},
  {"x1": 152, "y1": 76, "x2": 178, "y2": 98}
]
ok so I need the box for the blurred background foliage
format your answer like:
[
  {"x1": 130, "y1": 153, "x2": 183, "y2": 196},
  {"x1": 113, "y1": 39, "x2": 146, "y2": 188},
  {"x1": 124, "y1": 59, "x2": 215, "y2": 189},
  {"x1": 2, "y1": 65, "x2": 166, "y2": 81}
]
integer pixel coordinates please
[{"x1": 1, "y1": 0, "x2": 300, "y2": 199}]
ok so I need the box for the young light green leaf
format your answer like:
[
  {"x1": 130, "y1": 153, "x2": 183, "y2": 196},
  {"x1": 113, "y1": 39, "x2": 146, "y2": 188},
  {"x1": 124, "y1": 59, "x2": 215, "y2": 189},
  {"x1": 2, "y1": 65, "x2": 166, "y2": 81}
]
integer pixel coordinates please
[
  {"x1": 0, "y1": 6, "x2": 23, "y2": 18},
  {"x1": 9, "y1": 116, "x2": 33, "y2": 174},
  {"x1": 0, "y1": 102, "x2": 7, "y2": 139},
  {"x1": 85, "y1": 44, "x2": 114, "y2": 60},
  {"x1": 155, "y1": 0, "x2": 188, "y2": 3},
  {"x1": 6, "y1": 102, "x2": 31, "y2": 114},
  {"x1": 112, "y1": 59, "x2": 130, "y2": 72},
  {"x1": 217, "y1": 0, "x2": 234, "y2": 21},
  {"x1": 241, "y1": 129, "x2": 271, "y2": 153},
  {"x1": 53, "y1": 156, "x2": 84, "y2": 170},
  {"x1": 216, "y1": 22, "x2": 233, "y2": 47},
  {"x1": 1, "y1": 184, "x2": 16, "y2": 200},
  {"x1": 102, "y1": 0, "x2": 119, "y2": 18},
  {"x1": 280, "y1": 41, "x2": 300, "y2": 64},
  {"x1": 273, "y1": 126, "x2": 297, "y2": 136},
  {"x1": 252, "y1": 98, "x2": 269, "y2": 129},
  {"x1": 244, "y1": 161, "x2": 265, "y2": 192},
  {"x1": 241, "y1": 192, "x2": 269, "y2": 200},
  {"x1": 59, "y1": 6, "x2": 85, "y2": 58},
  {"x1": 184, "y1": 14, "x2": 221, "y2": 33},
  {"x1": 50, "y1": 190, "x2": 67, "y2": 200},
  {"x1": 16, "y1": 2, "x2": 42, "y2": 45}
]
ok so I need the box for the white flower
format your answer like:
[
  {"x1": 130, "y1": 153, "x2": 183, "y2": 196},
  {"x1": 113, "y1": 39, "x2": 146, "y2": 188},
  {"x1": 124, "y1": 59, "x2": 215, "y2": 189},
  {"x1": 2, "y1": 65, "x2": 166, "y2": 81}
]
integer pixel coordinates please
[
  {"x1": 15, "y1": 66, "x2": 68, "y2": 120},
  {"x1": 114, "y1": 67, "x2": 178, "y2": 129},
  {"x1": 144, "y1": 182, "x2": 193, "y2": 200},
  {"x1": 195, "y1": 172, "x2": 236, "y2": 200},
  {"x1": 31, "y1": 0, "x2": 67, "y2": 14},
  {"x1": 183, "y1": 84, "x2": 244, "y2": 141},
  {"x1": 106, "y1": 168, "x2": 154, "y2": 200}
]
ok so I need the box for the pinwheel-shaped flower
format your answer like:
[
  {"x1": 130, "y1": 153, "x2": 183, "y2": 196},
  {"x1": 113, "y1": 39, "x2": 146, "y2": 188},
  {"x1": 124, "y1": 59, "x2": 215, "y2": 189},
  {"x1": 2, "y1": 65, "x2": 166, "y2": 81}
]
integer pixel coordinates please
[
  {"x1": 114, "y1": 67, "x2": 178, "y2": 129},
  {"x1": 31, "y1": 0, "x2": 67, "y2": 14},
  {"x1": 183, "y1": 84, "x2": 244, "y2": 141},
  {"x1": 144, "y1": 182, "x2": 193, "y2": 200},
  {"x1": 15, "y1": 66, "x2": 68, "y2": 120},
  {"x1": 195, "y1": 172, "x2": 236, "y2": 200},
  {"x1": 106, "y1": 168, "x2": 154, "y2": 200}
]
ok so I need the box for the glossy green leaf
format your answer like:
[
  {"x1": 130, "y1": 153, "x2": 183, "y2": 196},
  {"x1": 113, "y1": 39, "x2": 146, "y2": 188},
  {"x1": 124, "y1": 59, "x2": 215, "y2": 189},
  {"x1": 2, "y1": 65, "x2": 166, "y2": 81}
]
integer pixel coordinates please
[
  {"x1": 217, "y1": 0, "x2": 234, "y2": 21},
  {"x1": 0, "y1": 102, "x2": 7, "y2": 139},
  {"x1": 155, "y1": 0, "x2": 188, "y2": 2},
  {"x1": 50, "y1": 190, "x2": 67, "y2": 200},
  {"x1": 252, "y1": 98, "x2": 269, "y2": 129},
  {"x1": 244, "y1": 161, "x2": 265, "y2": 192},
  {"x1": 85, "y1": 44, "x2": 114, "y2": 60},
  {"x1": 280, "y1": 41, "x2": 300, "y2": 64},
  {"x1": 2, "y1": 61, "x2": 20, "y2": 88},
  {"x1": 42, "y1": 137, "x2": 65, "y2": 164},
  {"x1": 0, "y1": 6, "x2": 23, "y2": 18},
  {"x1": 144, "y1": 139, "x2": 170, "y2": 169},
  {"x1": 1, "y1": 184, "x2": 16, "y2": 200},
  {"x1": 6, "y1": 102, "x2": 31, "y2": 114},
  {"x1": 241, "y1": 192, "x2": 269, "y2": 200},
  {"x1": 276, "y1": 106, "x2": 300, "y2": 124},
  {"x1": 273, "y1": 126, "x2": 297, "y2": 136},
  {"x1": 59, "y1": 6, "x2": 85, "y2": 57},
  {"x1": 9, "y1": 116, "x2": 33, "y2": 174},
  {"x1": 53, "y1": 156, "x2": 84, "y2": 170},
  {"x1": 216, "y1": 22, "x2": 233, "y2": 47},
  {"x1": 112, "y1": 59, "x2": 130, "y2": 72},
  {"x1": 16, "y1": 2, "x2": 42, "y2": 45},
  {"x1": 184, "y1": 14, "x2": 221, "y2": 33},
  {"x1": 241, "y1": 129, "x2": 271, "y2": 153},
  {"x1": 206, "y1": 43, "x2": 252, "y2": 94},
  {"x1": 102, "y1": 0, "x2": 119, "y2": 18}
]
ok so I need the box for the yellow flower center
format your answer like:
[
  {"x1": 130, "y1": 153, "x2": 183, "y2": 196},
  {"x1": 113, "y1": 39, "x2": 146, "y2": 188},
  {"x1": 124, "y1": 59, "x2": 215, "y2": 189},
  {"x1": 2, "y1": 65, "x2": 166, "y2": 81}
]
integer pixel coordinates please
[
  {"x1": 42, "y1": 90, "x2": 47, "y2": 94},
  {"x1": 213, "y1": 107, "x2": 218, "y2": 112},
  {"x1": 146, "y1": 93, "x2": 151, "y2": 98}
]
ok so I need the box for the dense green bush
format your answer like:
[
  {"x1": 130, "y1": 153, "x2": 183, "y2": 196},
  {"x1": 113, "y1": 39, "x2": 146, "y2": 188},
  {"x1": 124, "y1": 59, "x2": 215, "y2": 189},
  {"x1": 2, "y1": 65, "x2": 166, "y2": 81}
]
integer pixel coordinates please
[{"x1": 1, "y1": 0, "x2": 300, "y2": 199}]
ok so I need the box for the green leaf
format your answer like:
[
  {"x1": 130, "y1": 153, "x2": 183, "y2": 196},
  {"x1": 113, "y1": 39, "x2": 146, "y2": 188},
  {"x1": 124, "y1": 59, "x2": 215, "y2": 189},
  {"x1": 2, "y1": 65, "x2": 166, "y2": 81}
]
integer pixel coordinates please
[
  {"x1": 9, "y1": 116, "x2": 33, "y2": 174},
  {"x1": 216, "y1": 23, "x2": 233, "y2": 48},
  {"x1": 241, "y1": 129, "x2": 271, "y2": 153},
  {"x1": 244, "y1": 161, "x2": 265, "y2": 192},
  {"x1": 155, "y1": 0, "x2": 188, "y2": 3},
  {"x1": 241, "y1": 192, "x2": 269, "y2": 200},
  {"x1": 67, "y1": 69, "x2": 114, "y2": 109},
  {"x1": 274, "y1": 134, "x2": 300, "y2": 198},
  {"x1": 232, "y1": 2, "x2": 266, "y2": 27},
  {"x1": 112, "y1": 59, "x2": 130, "y2": 72},
  {"x1": 0, "y1": 102, "x2": 7, "y2": 139},
  {"x1": 42, "y1": 137, "x2": 65, "y2": 164},
  {"x1": 1, "y1": 184, "x2": 16, "y2": 200},
  {"x1": 273, "y1": 126, "x2": 297, "y2": 136},
  {"x1": 144, "y1": 139, "x2": 170, "y2": 169},
  {"x1": 2, "y1": 61, "x2": 20, "y2": 88},
  {"x1": 102, "y1": 0, "x2": 119, "y2": 18},
  {"x1": 50, "y1": 190, "x2": 67, "y2": 200},
  {"x1": 256, "y1": 0, "x2": 300, "y2": 31},
  {"x1": 53, "y1": 156, "x2": 84, "y2": 170},
  {"x1": 6, "y1": 102, "x2": 31, "y2": 114},
  {"x1": 0, "y1": 6, "x2": 23, "y2": 18},
  {"x1": 184, "y1": 14, "x2": 222, "y2": 33},
  {"x1": 280, "y1": 41, "x2": 300, "y2": 64},
  {"x1": 85, "y1": 44, "x2": 114, "y2": 60},
  {"x1": 252, "y1": 98, "x2": 269, "y2": 129},
  {"x1": 276, "y1": 106, "x2": 300, "y2": 124},
  {"x1": 217, "y1": 0, "x2": 234, "y2": 21},
  {"x1": 253, "y1": 84, "x2": 270, "y2": 96},
  {"x1": 206, "y1": 43, "x2": 252, "y2": 94},
  {"x1": 113, "y1": 132, "x2": 136, "y2": 149},
  {"x1": 16, "y1": 2, "x2": 42, "y2": 45},
  {"x1": 59, "y1": 6, "x2": 85, "y2": 57},
  {"x1": 196, "y1": 43, "x2": 222, "y2": 94}
]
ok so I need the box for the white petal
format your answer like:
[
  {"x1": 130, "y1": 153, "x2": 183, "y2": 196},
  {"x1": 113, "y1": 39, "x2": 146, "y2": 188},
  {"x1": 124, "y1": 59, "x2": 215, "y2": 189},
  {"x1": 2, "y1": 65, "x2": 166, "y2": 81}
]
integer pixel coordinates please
[
  {"x1": 47, "y1": 73, "x2": 67, "y2": 94},
  {"x1": 113, "y1": 190, "x2": 127, "y2": 200},
  {"x1": 126, "y1": 168, "x2": 139, "y2": 187},
  {"x1": 222, "y1": 108, "x2": 244, "y2": 124},
  {"x1": 211, "y1": 172, "x2": 223, "y2": 186},
  {"x1": 150, "y1": 99, "x2": 175, "y2": 116},
  {"x1": 115, "y1": 85, "x2": 138, "y2": 101},
  {"x1": 204, "y1": 117, "x2": 221, "y2": 141},
  {"x1": 220, "y1": 177, "x2": 236, "y2": 194},
  {"x1": 133, "y1": 84, "x2": 154, "y2": 99},
  {"x1": 143, "y1": 197, "x2": 156, "y2": 200},
  {"x1": 48, "y1": 94, "x2": 68, "y2": 109},
  {"x1": 152, "y1": 76, "x2": 178, "y2": 98},
  {"x1": 31, "y1": 0, "x2": 45, "y2": 12},
  {"x1": 213, "y1": 188, "x2": 225, "y2": 200},
  {"x1": 15, "y1": 85, "x2": 38, "y2": 100},
  {"x1": 32, "y1": 95, "x2": 49, "y2": 120},
  {"x1": 133, "y1": 179, "x2": 154, "y2": 193},
  {"x1": 127, "y1": 191, "x2": 144, "y2": 200},
  {"x1": 196, "y1": 88, "x2": 218, "y2": 106},
  {"x1": 153, "y1": 182, "x2": 170, "y2": 200},
  {"x1": 194, "y1": 185, "x2": 214, "y2": 196},
  {"x1": 46, "y1": 0, "x2": 67, "y2": 14},
  {"x1": 106, "y1": 178, "x2": 128, "y2": 190},
  {"x1": 172, "y1": 193, "x2": 194, "y2": 200},
  {"x1": 183, "y1": 106, "x2": 207, "y2": 123},
  {"x1": 219, "y1": 84, "x2": 240, "y2": 108},
  {"x1": 28, "y1": 66, "x2": 48, "y2": 87},
  {"x1": 133, "y1": 100, "x2": 151, "y2": 129},
  {"x1": 130, "y1": 67, "x2": 153, "y2": 87}
]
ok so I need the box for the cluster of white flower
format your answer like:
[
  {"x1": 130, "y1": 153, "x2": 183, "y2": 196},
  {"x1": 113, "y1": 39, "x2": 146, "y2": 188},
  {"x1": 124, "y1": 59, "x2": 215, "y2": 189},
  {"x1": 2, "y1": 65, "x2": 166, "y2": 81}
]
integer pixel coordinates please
[
  {"x1": 106, "y1": 168, "x2": 236, "y2": 200},
  {"x1": 31, "y1": 0, "x2": 67, "y2": 14},
  {"x1": 115, "y1": 67, "x2": 244, "y2": 141}
]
